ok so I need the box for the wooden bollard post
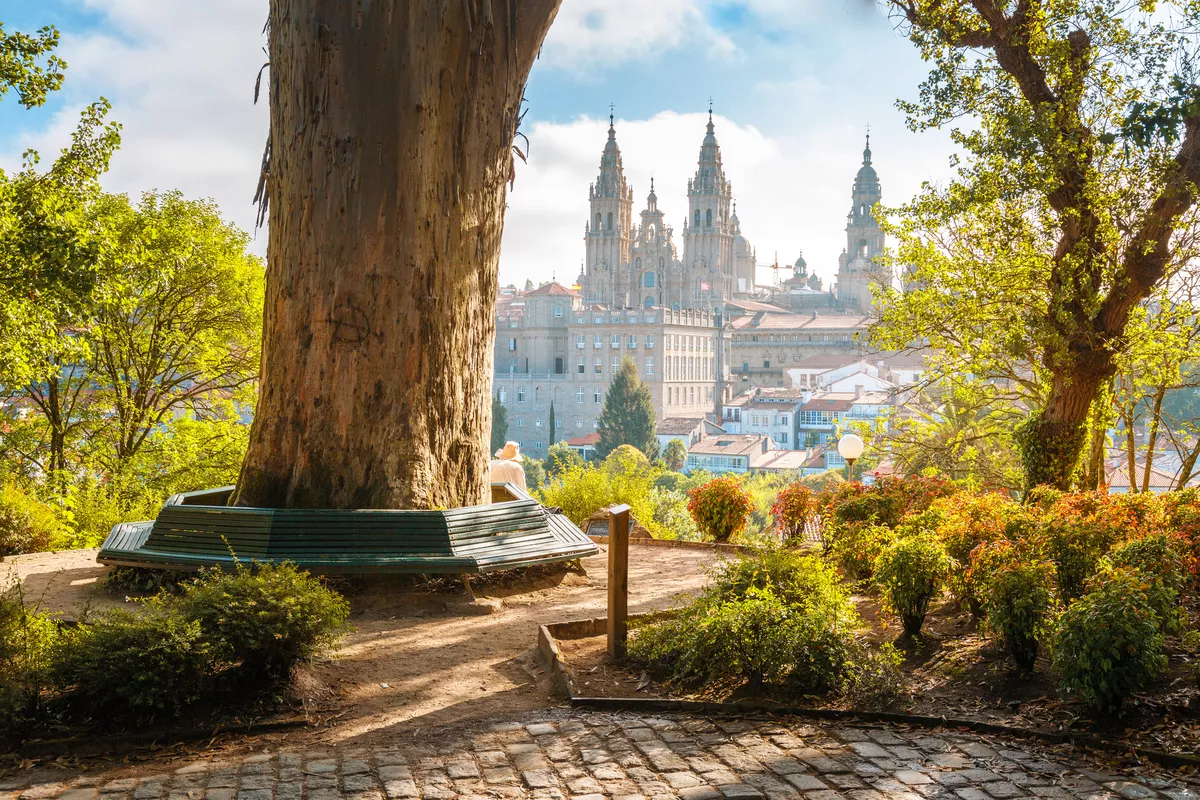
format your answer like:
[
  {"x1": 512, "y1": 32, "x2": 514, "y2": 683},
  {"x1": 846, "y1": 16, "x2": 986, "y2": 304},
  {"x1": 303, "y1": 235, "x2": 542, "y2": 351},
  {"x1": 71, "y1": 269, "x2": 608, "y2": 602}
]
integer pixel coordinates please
[{"x1": 607, "y1": 504, "x2": 631, "y2": 659}]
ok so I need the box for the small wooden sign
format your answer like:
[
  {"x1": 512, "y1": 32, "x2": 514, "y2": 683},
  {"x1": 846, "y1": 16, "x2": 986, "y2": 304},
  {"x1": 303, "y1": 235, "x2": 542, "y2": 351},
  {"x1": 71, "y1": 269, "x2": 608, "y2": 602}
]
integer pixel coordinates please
[{"x1": 606, "y1": 504, "x2": 631, "y2": 659}]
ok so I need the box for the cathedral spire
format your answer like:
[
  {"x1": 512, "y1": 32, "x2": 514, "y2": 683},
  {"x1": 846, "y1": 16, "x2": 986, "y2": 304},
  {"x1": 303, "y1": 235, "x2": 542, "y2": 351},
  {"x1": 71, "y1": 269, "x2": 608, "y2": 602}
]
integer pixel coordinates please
[{"x1": 863, "y1": 132, "x2": 872, "y2": 166}]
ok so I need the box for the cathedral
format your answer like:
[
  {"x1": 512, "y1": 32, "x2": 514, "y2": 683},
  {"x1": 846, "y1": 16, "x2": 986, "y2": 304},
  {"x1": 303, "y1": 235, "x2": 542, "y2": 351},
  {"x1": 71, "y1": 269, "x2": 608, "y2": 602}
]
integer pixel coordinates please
[{"x1": 576, "y1": 111, "x2": 891, "y2": 315}]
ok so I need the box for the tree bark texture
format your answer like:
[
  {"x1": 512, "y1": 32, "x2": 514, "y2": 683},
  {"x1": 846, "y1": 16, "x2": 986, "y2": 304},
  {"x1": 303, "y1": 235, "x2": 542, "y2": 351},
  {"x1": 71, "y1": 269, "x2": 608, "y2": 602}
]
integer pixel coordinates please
[{"x1": 237, "y1": 0, "x2": 560, "y2": 509}]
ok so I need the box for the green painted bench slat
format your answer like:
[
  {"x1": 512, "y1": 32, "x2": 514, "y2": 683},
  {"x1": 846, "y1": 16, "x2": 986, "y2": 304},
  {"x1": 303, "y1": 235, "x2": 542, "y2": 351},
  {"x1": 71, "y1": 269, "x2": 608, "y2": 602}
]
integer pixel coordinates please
[{"x1": 97, "y1": 483, "x2": 597, "y2": 574}]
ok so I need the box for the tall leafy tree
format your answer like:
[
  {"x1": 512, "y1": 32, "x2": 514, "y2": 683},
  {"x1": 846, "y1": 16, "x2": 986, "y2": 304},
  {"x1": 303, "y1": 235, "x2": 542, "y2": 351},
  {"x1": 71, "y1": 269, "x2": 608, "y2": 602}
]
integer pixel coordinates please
[
  {"x1": 0, "y1": 22, "x2": 66, "y2": 108},
  {"x1": 876, "y1": 0, "x2": 1200, "y2": 489},
  {"x1": 545, "y1": 440, "x2": 583, "y2": 477},
  {"x1": 0, "y1": 101, "x2": 121, "y2": 482},
  {"x1": 88, "y1": 191, "x2": 263, "y2": 471},
  {"x1": 596, "y1": 357, "x2": 658, "y2": 460}
]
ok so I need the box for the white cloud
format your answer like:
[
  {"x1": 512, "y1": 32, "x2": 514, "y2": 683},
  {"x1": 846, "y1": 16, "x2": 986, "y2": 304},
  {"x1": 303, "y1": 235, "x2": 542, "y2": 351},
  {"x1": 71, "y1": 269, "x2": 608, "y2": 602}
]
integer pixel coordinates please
[
  {"x1": 540, "y1": 0, "x2": 735, "y2": 71},
  {"x1": 500, "y1": 110, "x2": 956, "y2": 289},
  {"x1": 0, "y1": 0, "x2": 270, "y2": 249}
]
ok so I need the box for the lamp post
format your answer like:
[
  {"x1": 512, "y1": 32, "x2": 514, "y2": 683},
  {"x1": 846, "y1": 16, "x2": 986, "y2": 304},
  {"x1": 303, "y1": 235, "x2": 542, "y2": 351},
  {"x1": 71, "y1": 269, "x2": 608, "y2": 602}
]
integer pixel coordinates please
[{"x1": 837, "y1": 433, "x2": 864, "y2": 480}]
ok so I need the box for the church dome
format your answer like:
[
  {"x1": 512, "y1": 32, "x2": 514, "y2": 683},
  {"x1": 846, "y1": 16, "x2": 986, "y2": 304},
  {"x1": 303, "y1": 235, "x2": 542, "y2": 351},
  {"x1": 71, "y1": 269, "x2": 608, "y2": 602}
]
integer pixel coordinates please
[
  {"x1": 855, "y1": 134, "x2": 878, "y2": 185},
  {"x1": 734, "y1": 233, "x2": 752, "y2": 256},
  {"x1": 794, "y1": 253, "x2": 807, "y2": 271}
]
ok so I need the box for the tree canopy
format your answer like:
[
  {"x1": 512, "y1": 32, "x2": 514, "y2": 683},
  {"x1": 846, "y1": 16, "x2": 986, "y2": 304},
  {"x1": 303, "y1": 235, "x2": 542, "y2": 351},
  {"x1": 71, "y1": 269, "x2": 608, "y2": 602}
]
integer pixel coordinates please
[
  {"x1": 875, "y1": 0, "x2": 1200, "y2": 490},
  {"x1": 0, "y1": 23, "x2": 66, "y2": 108}
]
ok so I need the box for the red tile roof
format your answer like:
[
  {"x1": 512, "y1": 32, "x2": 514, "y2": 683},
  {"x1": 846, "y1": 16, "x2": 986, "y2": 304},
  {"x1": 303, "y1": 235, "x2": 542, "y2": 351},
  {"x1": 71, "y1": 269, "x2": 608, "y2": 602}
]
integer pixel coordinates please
[
  {"x1": 565, "y1": 433, "x2": 600, "y2": 446},
  {"x1": 528, "y1": 282, "x2": 580, "y2": 297}
]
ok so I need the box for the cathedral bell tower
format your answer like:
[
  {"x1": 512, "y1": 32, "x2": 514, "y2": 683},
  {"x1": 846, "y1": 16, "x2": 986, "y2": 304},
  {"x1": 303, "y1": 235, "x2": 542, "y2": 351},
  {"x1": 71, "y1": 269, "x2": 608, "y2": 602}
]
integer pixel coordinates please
[
  {"x1": 681, "y1": 106, "x2": 736, "y2": 308},
  {"x1": 836, "y1": 134, "x2": 888, "y2": 314},
  {"x1": 582, "y1": 110, "x2": 634, "y2": 306}
]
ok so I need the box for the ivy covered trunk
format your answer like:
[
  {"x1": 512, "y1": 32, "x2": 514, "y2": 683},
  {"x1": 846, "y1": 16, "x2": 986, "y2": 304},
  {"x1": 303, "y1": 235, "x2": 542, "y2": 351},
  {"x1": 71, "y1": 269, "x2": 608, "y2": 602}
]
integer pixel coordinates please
[
  {"x1": 236, "y1": 0, "x2": 560, "y2": 509},
  {"x1": 1016, "y1": 366, "x2": 1104, "y2": 492}
]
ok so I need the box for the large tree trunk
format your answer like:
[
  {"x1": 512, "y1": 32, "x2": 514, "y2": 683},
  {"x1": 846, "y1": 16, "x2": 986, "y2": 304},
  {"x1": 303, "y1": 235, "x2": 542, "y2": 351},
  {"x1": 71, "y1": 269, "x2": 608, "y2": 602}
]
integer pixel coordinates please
[
  {"x1": 1017, "y1": 362, "x2": 1106, "y2": 491},
  {"x1": 236, "y1": 0, "x2": 560, "y2": 509}
]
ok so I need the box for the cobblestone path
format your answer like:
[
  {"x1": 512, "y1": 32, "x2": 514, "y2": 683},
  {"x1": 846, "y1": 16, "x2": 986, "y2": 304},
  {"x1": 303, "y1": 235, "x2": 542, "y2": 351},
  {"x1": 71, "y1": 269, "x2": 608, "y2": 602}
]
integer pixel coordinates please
[{"x1": 2, "y1": 712, "x2": 1195, "y2": 800}]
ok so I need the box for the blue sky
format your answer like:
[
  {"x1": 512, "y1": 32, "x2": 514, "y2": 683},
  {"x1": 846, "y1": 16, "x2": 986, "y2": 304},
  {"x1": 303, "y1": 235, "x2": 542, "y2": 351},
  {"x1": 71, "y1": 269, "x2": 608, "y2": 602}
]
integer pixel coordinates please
[{"x1": 0, "y1": 0, "x2": 960, "y2": 287}]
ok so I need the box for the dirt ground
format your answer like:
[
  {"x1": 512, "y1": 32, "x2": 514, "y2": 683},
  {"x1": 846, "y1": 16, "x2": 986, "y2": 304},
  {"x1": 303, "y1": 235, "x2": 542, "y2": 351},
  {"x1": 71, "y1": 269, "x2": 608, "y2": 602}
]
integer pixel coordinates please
[{"x1": 1, "y1": 544, "x2": 724, "y2": 751}]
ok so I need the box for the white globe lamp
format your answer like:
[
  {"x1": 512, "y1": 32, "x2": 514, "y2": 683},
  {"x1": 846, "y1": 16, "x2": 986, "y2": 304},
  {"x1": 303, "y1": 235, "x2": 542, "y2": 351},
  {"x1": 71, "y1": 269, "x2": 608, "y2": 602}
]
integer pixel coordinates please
[{"x1": 837, "y1": 433, "x2": 865, "y2": 477}]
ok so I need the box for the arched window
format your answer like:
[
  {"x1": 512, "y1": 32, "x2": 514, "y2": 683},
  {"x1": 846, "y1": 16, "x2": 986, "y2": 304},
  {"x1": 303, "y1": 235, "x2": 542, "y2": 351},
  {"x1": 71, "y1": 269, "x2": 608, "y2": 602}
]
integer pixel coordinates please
[
  {"x1": 636, "y1": 257, "x2": 641, "y2": 269},
  {"x1": 858, "y1": 239, "x2": 868, "y2": 257},
  {"x1": 643, "y1": 272, "x2": 655, "y2": 288},
  {"x1": 644, "y1": 296, "x2": 655, "y2": 309},
  {"x1": 606, "y1": 212, "x2": 613, "y2": 231},
  {"x1": 553, "y1": 304, "x2": 562, "y2": 318},
  {"x1": 595, "y1": 213, "x2": 601, "y2": 231},
  {"x1": 860, "y1": 204, "x2": 867, "y2": 216},
  {"x1": 694, "y1": 209, "x2": 701, "y2": 227},
  {"x1": 706, "y1": 209, "x2": 712, "y2": 227}
]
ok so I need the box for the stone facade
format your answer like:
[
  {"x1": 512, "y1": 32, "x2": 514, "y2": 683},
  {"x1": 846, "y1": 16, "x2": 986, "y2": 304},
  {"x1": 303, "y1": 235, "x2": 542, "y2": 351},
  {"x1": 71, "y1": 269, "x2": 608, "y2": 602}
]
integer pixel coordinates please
[{"x1": 493, "y1": 284, "x2": 733, "y2": 461}]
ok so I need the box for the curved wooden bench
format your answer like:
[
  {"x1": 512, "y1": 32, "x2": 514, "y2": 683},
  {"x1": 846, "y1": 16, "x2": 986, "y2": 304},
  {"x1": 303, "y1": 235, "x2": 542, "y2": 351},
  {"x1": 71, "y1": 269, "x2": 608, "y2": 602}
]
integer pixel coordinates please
[{"x1": 97, "y1": 483, "x2": 598, "y2": 574}]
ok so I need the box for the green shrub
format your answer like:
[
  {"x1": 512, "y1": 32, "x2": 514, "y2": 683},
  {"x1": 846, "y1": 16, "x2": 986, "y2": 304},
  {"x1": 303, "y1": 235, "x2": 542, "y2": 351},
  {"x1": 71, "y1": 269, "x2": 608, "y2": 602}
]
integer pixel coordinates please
[
  {"x1": 178, "y1": 563, "x2": 350, "y2": 681},
  {"x1": 540, "y1": 464, "x2": 660, "y2": 537},
  {"x1": 649, "y1": 488, "x2": 701, "y2": 541},
  {"x1": 1053, "y1": 568, "x2": 1167, "y2": 714},
  {"x1": 1039, "y1": 520, "x2": 1117, "y2": 605},
  {"x1": 687, "y1": 477, "x2": 754, "y2": 543},
  {"x1": 709, "y1": 550, "x2": 856, "y2": 623},
  {"x1": 54, "y1": 605, "x2": 213, "y2": 719},
  {"x1": 522, "y1": 458, "x2": 547, "y2": 490},
  {"x1": 102, "y1": 566, "x2": 194, "y2": 595},
  {"x1": 827, "y1": 522, "x2": 896, "y2": 583},
  {"x1": 0, "y1": 584, "x2": 60, "y2": 732},
  {"x1": 602, "y1": 445, "x2": 652, "y2": 479},
  {"x1": 983, "y1": 560, "x2": 1057, "y2": 671},
  {"x1": 1106, "y1": 534, "x2": 1186, "y2": 633},
  {"x1": 60, "y1": 473, "x2": 161, "y2": 550},
  {"x1": 0, "y1": 485, "x2": 64, "y2": 556},
  {"x1": 741, "y1": 473, "x2": 792, "y2": 543},
  {"x1": 874, "y1": 533, "x2": 953, "y2": 636},
  {"x1": 1023, "y1": 485, "x2": 1062, "y2": 510},
  {"x1": 630, "y1": 551, "x2": 860, "y2": 693},
  {"x1": 628, "y1": 586, "x2": 854, "y2": 693}
]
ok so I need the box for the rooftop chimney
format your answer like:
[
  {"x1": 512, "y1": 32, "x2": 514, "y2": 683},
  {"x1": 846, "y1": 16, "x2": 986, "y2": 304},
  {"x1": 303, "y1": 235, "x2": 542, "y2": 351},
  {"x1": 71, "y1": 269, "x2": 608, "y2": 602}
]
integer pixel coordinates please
[{"x1": 854, "y1": 384, "x2": 864, "y2": 399}]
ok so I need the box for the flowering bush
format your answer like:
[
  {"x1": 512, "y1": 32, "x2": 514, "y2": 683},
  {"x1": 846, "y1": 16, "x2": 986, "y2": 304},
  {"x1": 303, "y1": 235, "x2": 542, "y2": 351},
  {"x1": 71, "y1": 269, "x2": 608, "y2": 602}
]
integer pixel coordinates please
[
  {"x1": 1163, "y1": 489, "x2": 1200, "y2": 590},
  {"x1": 982, "y1": 559, "x2": 1057, "y2": 671},
  {"x1": 1037, "y1": 519, "x2": 1119, "y2": 605},
  {"x1": 827, "y1": 522, "x2": 896, "y2": 583},
  {"x1": 687, "y1": 477, "x2": 755, "y2": 543},
  {"x1": 1105, "y1": 534, "x2": 1186, "y2": 634},
  {"x1": 925, "y1": 492, "x2": 1022, "y2": 609},
  {"x1": 1053, "y1": 568, "x2": 1167, "y2": 714},
  {"x1": 874, "y1": 532, "x2": 953, "y2": 635},
  {"x1": 818, "y1": 475, "x2": 957, "y2": 531},
  {"x1": 771, "y1": 483, "x2": 817, "y2": 543}
]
